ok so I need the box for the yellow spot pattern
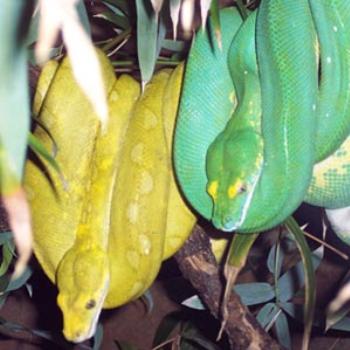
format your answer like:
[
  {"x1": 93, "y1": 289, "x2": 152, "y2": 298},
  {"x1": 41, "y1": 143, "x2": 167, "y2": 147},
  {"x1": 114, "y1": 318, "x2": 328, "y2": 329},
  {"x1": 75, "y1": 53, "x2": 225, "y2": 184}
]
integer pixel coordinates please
[
  {"x1": 207, "y1": 181, "x2": 218, "y2": 200},
  {"x1": 131, "y1": 143, "x2": 144, "y2": 164},
  {"x1": 228, "y1": 180, "x2": 243, "y2": 199}
]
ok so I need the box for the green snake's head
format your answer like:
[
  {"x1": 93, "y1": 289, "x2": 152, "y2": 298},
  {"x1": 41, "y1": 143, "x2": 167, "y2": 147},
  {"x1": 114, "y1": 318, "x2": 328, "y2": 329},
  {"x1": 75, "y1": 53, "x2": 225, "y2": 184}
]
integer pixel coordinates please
[
  {"x1": 56, "y1": 244, "x2": 110, "y2": 343},
  {"x1": 206, "y1": 129, "x2": 263, "y2": 232}
]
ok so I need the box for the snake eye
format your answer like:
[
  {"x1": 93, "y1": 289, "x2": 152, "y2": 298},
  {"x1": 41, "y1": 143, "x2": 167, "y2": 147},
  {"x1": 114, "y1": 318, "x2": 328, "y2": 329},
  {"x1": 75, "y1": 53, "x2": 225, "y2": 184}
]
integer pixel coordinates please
[
  {"x1": 237, "y1": 185, "x2": 247, "y2": 194},
  {"x1": 85, "y1": 299, "x2": 96, "y2": 310}
]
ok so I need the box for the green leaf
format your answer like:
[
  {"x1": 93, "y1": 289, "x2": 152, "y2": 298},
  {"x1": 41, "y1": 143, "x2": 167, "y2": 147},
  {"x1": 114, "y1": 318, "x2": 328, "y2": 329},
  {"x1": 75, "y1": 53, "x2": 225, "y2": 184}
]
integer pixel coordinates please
[
  {"x1": 27, "y1": 8, "x2": 40, "y2": 46},
  {"x1": 236, "y1": 0, "x2": 248, "y2": 20},
  {"x1": 150, "y1": 0, "x2": 164, "y2": 14},
  {"x1": 330, "y1": 316, "x2": 350, "y2": 332},
  {"x1": 200, "y1": 0, "x2": 212, "y2": 29},
  {"x1": 326, "y1": 271, "x2": 350, "y2": 330},
  {"x1": 182, "y1": 295, "x2": 206, "y2": 310},
  {"x1": 28, "y1": 132, "x2": 62, "y2": 176},
  {"x1": 0, "y1": 0, "x2": 32, "y2": 193},
  {"x1": 0, "y1": 241, "x2": 14, "y2": 277},
  {"x1": 76, "y1": 0, "x2": 91, "y2": 37},
  {"x1": 103, "y1": 1, "x2": 128, "y2": 17},
  {"x1": 94, "y1": 11, "x2": 130, "y2": 30},
  {"x1": 256, "y1": 302, "x2": 280, "y2": 329},
  {"x1": 5, "y1": 267, "x2": 32, "y2": 293},
  {"x1": 141, "y1": 289, "x2": 154, "y2": 313},
  {"x1": 234, "y1": 282, "x2": 275, "y2": 306},
  {"x1": 276, "y1": 247, "x2": 321, "y2": 303},
  {"x1": 25, "y1": 283, "x2": 33, "y2": 298},
  {"x1": 136, "y1": 0, "x2": 159, "y2": 86},
  {"x1": 284, "y1": 216, "x2": 316, "y2": 350},
  {"x1": 274, "y1": 311, "x2": 292, "y2": 350},
  {"x1": 93, "y1": 323, "x2": 103, "y2": 350},
  {"x1": 0, "y1": 232, "x2": 13, "y2": 245},
  {"x1": 161, "y1": 39, "x2": 185, "y2": 52},
  {"x1": 267, "y1": 242, "x2": 284, "y2": 277},
  {"x1": 209, "y1": 0, "x2": 221, "y2": 49},
  {"x1": 153, "y1": 311, "x2": 183, "y2": 347},
  {"x1": 0, "y1": 294, "x2": 8, "y2": 309},
  {"x1": 169, "y1": 0, "x2": 181, "y2": 39},
  {"x1": 157, "y1": 5, "x2": 167, "y2": 56}
]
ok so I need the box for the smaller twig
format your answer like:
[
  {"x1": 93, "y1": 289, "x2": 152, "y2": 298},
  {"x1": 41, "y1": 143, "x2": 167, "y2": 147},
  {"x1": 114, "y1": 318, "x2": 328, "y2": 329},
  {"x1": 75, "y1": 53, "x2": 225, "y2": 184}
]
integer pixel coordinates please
[
  {"x1": 302, "y1": 230, "x2": 348, "y2": 260},
  {"x1": 101, "y1": 28, "x2": 132, "y2": 52},
  {"x1": 152, "y1": 335, "x2": 181, "y2": 350}
]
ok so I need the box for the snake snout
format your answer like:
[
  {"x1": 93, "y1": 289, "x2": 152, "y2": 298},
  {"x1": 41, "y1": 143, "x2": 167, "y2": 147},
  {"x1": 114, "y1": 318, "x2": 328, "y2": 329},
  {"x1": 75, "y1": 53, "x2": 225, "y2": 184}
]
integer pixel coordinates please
[{"x1": 212, "y1": 212, "x2": 237, "y2": 232}]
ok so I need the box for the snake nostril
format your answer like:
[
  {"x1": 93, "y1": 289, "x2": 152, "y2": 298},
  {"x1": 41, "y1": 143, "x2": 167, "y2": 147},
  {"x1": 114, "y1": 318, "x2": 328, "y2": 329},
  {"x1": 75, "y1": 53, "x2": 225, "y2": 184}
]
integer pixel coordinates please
[{"x1": 223, "y1": 216, "x2": 235, "y2": 232}]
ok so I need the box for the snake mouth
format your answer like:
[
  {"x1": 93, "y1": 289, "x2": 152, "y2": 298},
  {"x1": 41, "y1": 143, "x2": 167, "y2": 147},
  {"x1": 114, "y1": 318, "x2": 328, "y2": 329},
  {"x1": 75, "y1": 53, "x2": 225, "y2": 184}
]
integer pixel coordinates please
[{"x1": 212, "y1": 211, "x2": 238, "y2": 232}]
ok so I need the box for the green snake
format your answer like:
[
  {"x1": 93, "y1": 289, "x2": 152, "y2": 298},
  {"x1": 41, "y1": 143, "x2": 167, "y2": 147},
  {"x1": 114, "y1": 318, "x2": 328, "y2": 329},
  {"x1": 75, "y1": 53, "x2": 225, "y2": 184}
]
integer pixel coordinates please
[{"x1": 174, "y1": 0, "x2": 350, "y2": 237}]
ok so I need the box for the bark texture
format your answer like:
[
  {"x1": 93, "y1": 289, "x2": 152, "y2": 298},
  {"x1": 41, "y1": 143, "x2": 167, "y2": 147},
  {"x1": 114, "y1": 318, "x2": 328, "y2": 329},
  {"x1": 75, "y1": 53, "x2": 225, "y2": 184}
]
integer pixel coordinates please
[{"x1": 175, "y1": 225, "x2": 282, "y2": 350}]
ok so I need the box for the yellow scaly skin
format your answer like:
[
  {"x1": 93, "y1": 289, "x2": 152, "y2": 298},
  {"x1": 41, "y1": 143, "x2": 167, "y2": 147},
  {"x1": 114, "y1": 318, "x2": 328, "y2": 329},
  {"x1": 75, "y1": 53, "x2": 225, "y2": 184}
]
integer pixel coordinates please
[
  {"x1": 26, "y1": 56, "x2": 196, "y2": 342},
  {"x1": 105, "y1": 69, "x2": 171, "y2": 306},
  {"x1": 162, "y1": 63, "x2": 197, "y2": 260},
  {"x1": 25, "y1": 52, "x2": 140, "y2": 342},
  {"x1": 25, "y1": 52, "x2": 115, "y2": 283},
  {"x1": 56, "y1": 73, "x2": 140, "y2": 341}
]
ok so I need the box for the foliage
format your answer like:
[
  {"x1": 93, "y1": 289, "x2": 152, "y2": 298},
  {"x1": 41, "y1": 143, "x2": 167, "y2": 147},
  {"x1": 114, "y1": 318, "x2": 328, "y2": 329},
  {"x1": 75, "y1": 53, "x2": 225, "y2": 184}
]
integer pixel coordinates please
[{"x1": 0, "y1": 1, "x2": 349, "y2": 349}]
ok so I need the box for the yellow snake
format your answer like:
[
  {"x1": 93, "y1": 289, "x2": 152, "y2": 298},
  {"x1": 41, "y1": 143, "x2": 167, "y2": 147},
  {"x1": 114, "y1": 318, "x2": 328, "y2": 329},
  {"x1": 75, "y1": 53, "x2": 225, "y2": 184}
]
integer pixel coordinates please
[{"x1": 24, "y1": 51, "x2": 195, "y2": 342}]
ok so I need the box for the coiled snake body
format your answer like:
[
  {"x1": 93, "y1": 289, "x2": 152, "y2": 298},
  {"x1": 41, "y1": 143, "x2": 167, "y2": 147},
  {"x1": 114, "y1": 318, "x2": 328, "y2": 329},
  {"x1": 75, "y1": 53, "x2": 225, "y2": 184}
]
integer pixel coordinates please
[{"x1": 174, "y1": 1, "x2": 350, "y2": 237}]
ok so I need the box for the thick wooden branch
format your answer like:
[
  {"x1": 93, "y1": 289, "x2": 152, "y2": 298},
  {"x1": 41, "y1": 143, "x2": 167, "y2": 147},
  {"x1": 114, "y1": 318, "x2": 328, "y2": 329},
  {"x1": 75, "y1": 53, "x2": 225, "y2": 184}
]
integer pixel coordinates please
[{"x1": 175, "y1": 225, "x2": 282, "y2": 350}]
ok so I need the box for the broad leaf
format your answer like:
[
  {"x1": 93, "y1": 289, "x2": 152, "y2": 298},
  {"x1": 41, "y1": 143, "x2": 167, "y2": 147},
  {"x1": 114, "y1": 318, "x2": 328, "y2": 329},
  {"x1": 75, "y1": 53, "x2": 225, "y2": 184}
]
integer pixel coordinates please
[
  {"x1": 256, "y1": 302, "x2": 280, "y2": 329},
  {"x1": 182, "y1": 295, "x2": 206, "y2": 310},
  {"x1": 274, "y1": 311, "x2": 292, "y2": 350},
  {"x1": 234, "y1": 282, "x2": 275, "y2": 306}
]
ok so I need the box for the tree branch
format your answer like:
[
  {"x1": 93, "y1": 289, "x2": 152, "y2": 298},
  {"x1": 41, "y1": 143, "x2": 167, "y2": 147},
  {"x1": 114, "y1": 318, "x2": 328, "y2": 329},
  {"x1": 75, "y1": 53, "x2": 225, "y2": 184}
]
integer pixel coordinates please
[{"x1": 175, "y1": 225, "x2": 282, "y2": 350}]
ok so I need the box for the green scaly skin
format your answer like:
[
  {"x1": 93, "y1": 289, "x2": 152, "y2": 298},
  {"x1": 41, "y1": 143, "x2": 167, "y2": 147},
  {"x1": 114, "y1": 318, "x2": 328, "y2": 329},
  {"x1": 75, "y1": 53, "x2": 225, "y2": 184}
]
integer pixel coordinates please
[
  {"x1": 174, "y1": 8, "x2": 242, "y2": 221},
  {"x1": 206, "y1": 11, "x2": 263, "y2": 231},
  {"x1": 175, "y1": 0, "x2": 350, "y2": 235}
]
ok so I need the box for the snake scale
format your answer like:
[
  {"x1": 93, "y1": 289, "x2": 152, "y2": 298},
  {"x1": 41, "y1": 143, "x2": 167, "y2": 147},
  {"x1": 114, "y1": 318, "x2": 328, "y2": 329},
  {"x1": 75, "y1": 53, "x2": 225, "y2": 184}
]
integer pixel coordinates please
[
  {"x1": 24, "y1": 53, "x2": 195, "y2": 342},
  {"x1": 174, "y1": 0, "x2": 350, "y2": 239}
]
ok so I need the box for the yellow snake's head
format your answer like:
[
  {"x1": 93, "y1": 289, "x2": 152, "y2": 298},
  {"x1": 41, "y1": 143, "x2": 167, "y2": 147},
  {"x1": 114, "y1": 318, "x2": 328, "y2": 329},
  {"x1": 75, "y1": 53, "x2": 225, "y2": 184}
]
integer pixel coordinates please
[
  {"x1": 56, "y1": 244, "x2": 110, "y2": 343},
  {"x1": 206, "y1": 129, "x2": 263, "y2": 231}
]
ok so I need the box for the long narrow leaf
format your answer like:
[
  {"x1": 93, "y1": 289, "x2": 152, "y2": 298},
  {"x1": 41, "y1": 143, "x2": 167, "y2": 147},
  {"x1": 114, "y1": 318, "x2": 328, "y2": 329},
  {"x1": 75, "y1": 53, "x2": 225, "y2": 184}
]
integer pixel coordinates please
[
  {"x1": 284, "y1": 216, "x2": 316, "y2": 350},
  {"x1": 103, "y1": 0, "x2": 129, "y2": 16},
  {"x1": 150, "y1": 0, "x2": 164, "y2": 14},
  {"x1": 94, "y1": 12, "x2": 129, "y2": 30},
  {"x1": 0, "y1": 0, "x2": 33, "y2": 278},
  {"x1": 209, "y1": 0, "x2": 221, "y2": 49},
  {"x1": 200, "y1": 0, "x2": 212, "y2": 29},
  {"x1": 170, "y1": 0, "x2": 181, "y2": 39},
  {"x1": 136, "y1": 0, "x2": 159, "y2": 87},
  {"x1": 27, "y1": 133, "x2": 62, "y2": 176},
  {"x1": 218, "y1": 233, "x2": 258, "y2": 338},
  {"x1": 76, "y1": 0, "x2": 91, "y2": 36},
  {"x1": 0, "y1": 242, "x2": 14, "y2": 277}
]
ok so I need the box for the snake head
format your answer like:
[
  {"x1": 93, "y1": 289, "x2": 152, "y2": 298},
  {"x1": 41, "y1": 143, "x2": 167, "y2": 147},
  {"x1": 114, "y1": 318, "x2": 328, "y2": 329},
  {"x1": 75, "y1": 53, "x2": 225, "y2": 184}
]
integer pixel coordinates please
[
  {"x1": 56, "y1": 244, "x2": 110, "y2": 343},
  {"x1": 206, "y1": 128, "x2": 263, "y2": 232}
]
